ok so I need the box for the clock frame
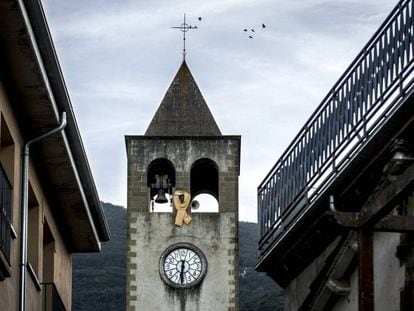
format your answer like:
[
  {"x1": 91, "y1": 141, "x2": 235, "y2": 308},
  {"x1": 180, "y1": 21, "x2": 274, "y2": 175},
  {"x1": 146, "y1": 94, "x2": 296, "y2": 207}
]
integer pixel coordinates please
[{"x1": 159, "y1": 242, "x2": 207, "y2": 289}]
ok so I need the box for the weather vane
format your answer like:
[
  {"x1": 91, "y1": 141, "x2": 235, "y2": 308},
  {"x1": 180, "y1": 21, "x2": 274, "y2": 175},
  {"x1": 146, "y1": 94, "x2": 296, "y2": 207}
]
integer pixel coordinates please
[{"x1": 171, "y1": 14, "x2": 198, "y2": 60}]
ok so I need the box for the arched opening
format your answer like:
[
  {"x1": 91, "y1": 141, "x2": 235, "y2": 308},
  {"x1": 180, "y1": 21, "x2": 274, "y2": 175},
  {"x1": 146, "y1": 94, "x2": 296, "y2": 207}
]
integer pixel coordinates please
[
  {"x1": 147, "y1": 158, "x2": 175, "y2": 212},
  {"x1": 190, "y1": 159, "x2": 219, "y2": 213}
]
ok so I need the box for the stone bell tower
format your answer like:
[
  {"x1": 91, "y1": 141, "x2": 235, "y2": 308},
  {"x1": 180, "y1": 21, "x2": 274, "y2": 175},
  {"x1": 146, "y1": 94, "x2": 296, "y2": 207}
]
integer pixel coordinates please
[{"x1": 125, "y1": 61, "x2": 240, "y2": 311}]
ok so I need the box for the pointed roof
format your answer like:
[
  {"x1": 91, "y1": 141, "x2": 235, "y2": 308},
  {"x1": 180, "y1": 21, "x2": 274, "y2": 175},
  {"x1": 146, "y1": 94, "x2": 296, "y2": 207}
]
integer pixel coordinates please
[{"x1": 145, "y1": 61, "x2": 222, "y2": 136}]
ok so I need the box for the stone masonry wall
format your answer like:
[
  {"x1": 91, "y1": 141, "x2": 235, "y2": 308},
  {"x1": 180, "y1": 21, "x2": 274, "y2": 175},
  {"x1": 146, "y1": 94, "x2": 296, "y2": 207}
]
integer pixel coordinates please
[{"x1": 126, "y1": 136, "x2": 240, "y2": 310}]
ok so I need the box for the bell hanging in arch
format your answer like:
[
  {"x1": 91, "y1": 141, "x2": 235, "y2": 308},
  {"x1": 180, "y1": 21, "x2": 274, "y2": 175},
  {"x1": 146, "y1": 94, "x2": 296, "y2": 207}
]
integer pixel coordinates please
[{"x1": 155, "y1": 189, "x2": 168, "y2": 204}]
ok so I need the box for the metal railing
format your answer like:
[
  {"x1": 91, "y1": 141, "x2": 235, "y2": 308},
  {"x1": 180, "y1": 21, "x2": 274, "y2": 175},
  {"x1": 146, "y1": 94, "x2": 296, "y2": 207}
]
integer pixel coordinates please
[
  {"x1": 258, "y1": 0, "x2": 414, "y2": 256},
  {"x1": 0, "y1": 164, "x2": 11, "y2": 263},
  {"x1": 42, "y1": 283, "x2": 66, "y2": 311}
]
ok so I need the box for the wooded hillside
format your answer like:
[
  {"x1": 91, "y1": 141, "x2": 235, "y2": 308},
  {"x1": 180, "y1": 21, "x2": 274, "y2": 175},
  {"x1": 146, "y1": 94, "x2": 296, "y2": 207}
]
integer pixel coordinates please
[{"x1": 72, "y1": 202, "x2": 283, "y2": 310}]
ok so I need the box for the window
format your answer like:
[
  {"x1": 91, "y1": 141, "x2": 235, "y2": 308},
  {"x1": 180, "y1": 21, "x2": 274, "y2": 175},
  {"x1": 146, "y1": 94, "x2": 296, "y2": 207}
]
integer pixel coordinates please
[
  {"x1": 0, "y1": 114, "x2": 14, "y2": 279},
  {"x1": 28, "y1": 183, "x2": 40, "y2": 275},
  {"x1": 0, "y1": 163, "x2": 11, "y2": 263},
  {"x1": 147, "y1": 158, "x2": 176, "y2": 212},
  {"x1": 42, "y1": 220, "x2": 55, "y2": 283},
  {"x1": 190, "y1": 159, "x2": 219, "y2": 213}
]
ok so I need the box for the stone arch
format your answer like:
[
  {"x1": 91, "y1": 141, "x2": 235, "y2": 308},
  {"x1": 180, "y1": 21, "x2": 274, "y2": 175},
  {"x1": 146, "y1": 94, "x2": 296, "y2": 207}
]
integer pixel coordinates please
[{"x1": 147, "y1": 158, "x2": 175, "y2": 212}]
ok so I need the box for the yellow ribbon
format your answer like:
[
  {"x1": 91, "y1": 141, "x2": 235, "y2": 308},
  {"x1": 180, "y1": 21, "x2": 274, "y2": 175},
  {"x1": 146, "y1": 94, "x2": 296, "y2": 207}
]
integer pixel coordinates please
[{"x1": 173, "y1": 190, "x2": 192, "y2": 227}]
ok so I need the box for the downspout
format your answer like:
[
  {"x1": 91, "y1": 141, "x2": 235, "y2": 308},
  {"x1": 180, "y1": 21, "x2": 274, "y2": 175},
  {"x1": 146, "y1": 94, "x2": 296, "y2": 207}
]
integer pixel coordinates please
[{"x1": 19, "y1": 112, "x2": 67, "y2": 311}]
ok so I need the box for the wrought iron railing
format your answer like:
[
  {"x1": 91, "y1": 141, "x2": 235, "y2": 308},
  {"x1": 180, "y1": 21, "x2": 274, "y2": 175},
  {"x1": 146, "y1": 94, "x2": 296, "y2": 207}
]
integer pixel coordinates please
[
  {"x1": 258, "y1": 0, "x2": 414, "y2": 256},
  {"x1": 0, "y1": 164, "x2": 11, "y2": 263},
  {"x1": 42, "y1": 283, "x2": 66, "y2": 311}
]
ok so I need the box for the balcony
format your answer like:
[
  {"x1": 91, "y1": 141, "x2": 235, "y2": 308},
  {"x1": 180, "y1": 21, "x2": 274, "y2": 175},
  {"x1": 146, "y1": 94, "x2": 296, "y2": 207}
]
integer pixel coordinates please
[
  {"x1": 42, "y1": 283, "x2": 66, "y2": 311},
  {"x1": 256, "y1": 0, "x2": 414, "y2": 284}
]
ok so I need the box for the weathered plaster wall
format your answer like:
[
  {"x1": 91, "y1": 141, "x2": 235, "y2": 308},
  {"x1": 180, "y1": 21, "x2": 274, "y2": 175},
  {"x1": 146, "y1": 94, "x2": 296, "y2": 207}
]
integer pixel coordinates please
[
  {"x1": 333, "y1": 232, "x2": 404, "y2": 311},
  {"x1": 128, "y1": 213, "x2": 238, "y2": 311},
  {"x1": 284, "y1": 220, "x2": 410, "y2": 310},
  {"x1": 126, "y1": 137, "x2": 240, "y2": 311},
  {"x1": 284, "y1": 238, "x2": 340, "y2": 310},
  {"x1": 0, "y1": 79, "x2": 73, "y2": 310}
]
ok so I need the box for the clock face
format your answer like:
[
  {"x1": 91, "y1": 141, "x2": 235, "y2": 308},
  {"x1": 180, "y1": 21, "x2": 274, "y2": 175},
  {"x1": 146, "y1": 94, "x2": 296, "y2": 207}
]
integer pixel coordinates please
[{"x1": 159, "y1": 243, "x2": 207, "y2": 289}]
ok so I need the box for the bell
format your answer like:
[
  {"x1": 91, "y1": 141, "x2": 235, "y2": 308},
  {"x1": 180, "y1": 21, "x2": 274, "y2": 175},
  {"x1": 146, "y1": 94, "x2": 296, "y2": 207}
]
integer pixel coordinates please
[{"x1": 155, "y1": 189, "x2": 168, "y2": 204}]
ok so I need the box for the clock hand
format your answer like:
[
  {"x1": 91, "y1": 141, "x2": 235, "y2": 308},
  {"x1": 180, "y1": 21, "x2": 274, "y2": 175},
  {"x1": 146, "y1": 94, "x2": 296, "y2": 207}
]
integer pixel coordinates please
[{"x1": 180, "y1": 260, "x2": 185, "y2": 284}]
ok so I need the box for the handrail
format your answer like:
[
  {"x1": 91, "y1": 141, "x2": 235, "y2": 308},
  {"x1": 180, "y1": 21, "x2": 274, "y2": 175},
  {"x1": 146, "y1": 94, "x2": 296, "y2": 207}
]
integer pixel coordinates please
[{"x1": 258, "y1": 0, "x2": 414, "y2": 256}]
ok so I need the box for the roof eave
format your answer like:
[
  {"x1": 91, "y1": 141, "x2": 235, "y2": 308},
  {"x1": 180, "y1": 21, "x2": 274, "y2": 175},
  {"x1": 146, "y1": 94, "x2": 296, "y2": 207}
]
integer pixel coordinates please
[{"x1": 0, "y1": 0, "x2": 110, "y2": 251}]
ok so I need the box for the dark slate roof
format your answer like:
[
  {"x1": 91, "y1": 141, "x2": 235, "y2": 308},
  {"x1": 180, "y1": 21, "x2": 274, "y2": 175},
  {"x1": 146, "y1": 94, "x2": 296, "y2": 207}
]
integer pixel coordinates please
[{"x1": 145, "y1": 61, "x2": 222, "y2": 136}]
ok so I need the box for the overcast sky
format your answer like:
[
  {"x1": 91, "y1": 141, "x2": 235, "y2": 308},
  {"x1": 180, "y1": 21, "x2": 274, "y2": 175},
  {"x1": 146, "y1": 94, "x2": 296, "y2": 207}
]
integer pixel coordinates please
[{"x1": 42, "y1": 0, "x2": 396, "y2": 222}]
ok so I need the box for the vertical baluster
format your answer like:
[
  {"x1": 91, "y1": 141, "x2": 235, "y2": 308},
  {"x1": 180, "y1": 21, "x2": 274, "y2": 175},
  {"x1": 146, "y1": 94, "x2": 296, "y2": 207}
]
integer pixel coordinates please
[
  {"x1": 313, "y1": 120, "x2": 318, "y2": 177},
  {"x1": 285, "y1": 159, "x2": 290, "y2": 213},
  {"x1": 258, "y1": 190, "x2": 262, "y2": 234},
  {"x1": 273, "y1": 175, "x2": 278, "y2": 226},
  {"x1": 338, "y1": 85, "x2": 345, "y2": 143},
  {"x1": 268, "y1": 180, "x2": 273, "y2": 227},
  {"x1": 334, "y1": 94, "x2": 341, "y2": 150},
  {"x1": 287, "y1": 154, "x2": 293, "y2": 204},
  {"x1": 379, "y1": 30, "x2": 385, "y2": 93},
  {"x1": 322, "y1": 104, "x2": 327, "y2": 164},
  {"x1": 258, "y1": 189, "x2": 262, "y2": 233},
  {"x1": 270, "y1": 180, "x2": 274, "y2": 226},
  {"x1": 293, "y1": 150, "x2": 297, "y2": 206},
  {"x1": 389, "y1": 20, "x2": 395, "y2": 84},
  {"x1": 328, "y1": 97, "x2": 334, "y2": 153},
  {"x1": 299, "y1": 137, "x2": 305, "y2": 190},
  {"x1": 404, "y1": 1, "x2": 411, "y2": 64},
  {"x1": 372, "y1": 42, "x2": 380, "y2": 104},
  {"x1": 401, "y1": 4, "x2": 407, "y2": 69},
  {"x1": 280, "y1": 163, "x2": 286, "y2": 215},
  {"x1": 344, "y1": 76, "x2": 351, "y2": 137},
  {"x1": 266, "y1": 183, "x2": 271, "y2": 229},
  {"x1": 329, "y1": 100, "x2": 334, "y2": 161},
  {"x1": 397, "y1": 6, "x2": 404, "y2": 93},
  {"x1": 354, "y1": 63, "x2": 361, "y2": 125},
  {"x1": 392, "y1": 19, "x2": 398, "y2": 83},
  {"x1": 383, "y1": 28, "x2": 390, "y2": 92},
  {"x1": 326, "y1": 104, "x2": 330, "y2": 165},
  {"x1": 368, "y1": 48, "x2": 375, "y2": 110},
  {"x1": 362, "y1": 49, "x2": 368, "y2": 120},
  {"x1": 277, "y1": 173, "x2": 282, "y2": 225},
  {"x1": 315, "y1": 112, "x2": 321, "y2": 171},
  {"x1": 410, "y1": 0, "x2": 414, "y2": 59},
  {"x1": 292, "y1": 146, "x2": 297, "y2": 199},
  {"x1": 303, "y1": 135, "x2": 307, "y2": 187},
  {"x1": 322, "y1": 111, "x2": 326, "y2": 169},
  {"x1": 309, "y1": 125, "x2": 314, "y2": 179},
  {"x1": 338, "y1": 89, "x2": 343, "y2": 148}
]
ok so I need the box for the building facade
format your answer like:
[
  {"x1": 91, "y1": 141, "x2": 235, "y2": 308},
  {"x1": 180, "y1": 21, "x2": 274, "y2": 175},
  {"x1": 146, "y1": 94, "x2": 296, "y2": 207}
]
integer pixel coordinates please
[
  {"x1": 0, "y1": 1, "x2": 110, "y2": 310},
  {"x1": 126, "y1": 61, "x2": 241, "y2": 310},
  {"x1": 256, "y1": 1, "x2": 414, "y2": 310}
]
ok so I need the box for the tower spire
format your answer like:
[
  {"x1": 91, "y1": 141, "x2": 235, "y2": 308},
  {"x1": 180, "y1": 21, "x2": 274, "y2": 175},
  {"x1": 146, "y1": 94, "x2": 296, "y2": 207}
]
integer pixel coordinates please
[
  {"x1": 171, "y1": 14, "x2": 198, "y2": 60},
  {"x1": 145, "y1": 61, "x2": 221, "y2": 136}
]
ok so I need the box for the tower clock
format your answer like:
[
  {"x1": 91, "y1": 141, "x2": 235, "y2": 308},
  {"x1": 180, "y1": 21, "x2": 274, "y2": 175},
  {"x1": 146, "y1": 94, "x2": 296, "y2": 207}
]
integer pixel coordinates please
[{"x1": 159, "y1": 242, "x2": 207, "y2": 289}]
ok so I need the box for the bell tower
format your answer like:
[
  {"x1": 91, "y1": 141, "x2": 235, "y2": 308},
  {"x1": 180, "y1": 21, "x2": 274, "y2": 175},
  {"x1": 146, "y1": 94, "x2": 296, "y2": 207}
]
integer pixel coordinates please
[{"x1": 125, "y1": 61, "x2": 240, "y2": 311}]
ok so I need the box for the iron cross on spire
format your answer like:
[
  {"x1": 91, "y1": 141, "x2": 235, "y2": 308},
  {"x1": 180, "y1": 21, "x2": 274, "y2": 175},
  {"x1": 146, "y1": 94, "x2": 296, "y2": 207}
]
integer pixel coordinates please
[{"x1": 171, "y1": 14, "x2": 198, "y2": 60}]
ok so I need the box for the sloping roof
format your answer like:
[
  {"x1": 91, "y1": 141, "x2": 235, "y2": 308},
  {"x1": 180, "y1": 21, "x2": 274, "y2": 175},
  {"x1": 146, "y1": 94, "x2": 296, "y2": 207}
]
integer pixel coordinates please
[
  {"x1": 145, "y1": 61, "x2": 222, "y2": 136},
  {"x1": 0, "y1": 0, "x2": 109, "y2": 251}
]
